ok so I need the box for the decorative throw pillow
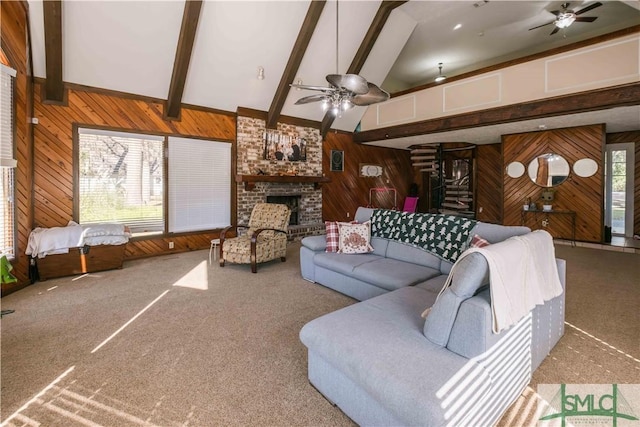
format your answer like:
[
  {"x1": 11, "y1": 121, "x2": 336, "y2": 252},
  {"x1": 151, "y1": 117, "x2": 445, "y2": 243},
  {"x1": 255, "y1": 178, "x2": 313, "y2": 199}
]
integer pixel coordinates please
[
  {"x1": 337, "y1": 221, "x2": 374, "y2": 254},
  {"x1": 325, "y1": 221, "x2": 341, "y2": 252},
  {"x1": 470, "y1": 234, "x2": 490, "y2": 248},
  {"x1": 325, "y1": 220, "x2": 357, "y2": 252}
]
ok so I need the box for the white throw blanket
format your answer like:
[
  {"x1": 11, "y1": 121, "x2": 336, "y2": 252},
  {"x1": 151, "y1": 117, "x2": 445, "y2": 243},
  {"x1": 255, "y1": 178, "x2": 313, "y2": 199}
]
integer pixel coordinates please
[
  {"x1": 26, "y1": 221, "x2": 130, "y2": 258},
  {"x1": 448, "y1": 230, "x2": 563, "y2": 333}
]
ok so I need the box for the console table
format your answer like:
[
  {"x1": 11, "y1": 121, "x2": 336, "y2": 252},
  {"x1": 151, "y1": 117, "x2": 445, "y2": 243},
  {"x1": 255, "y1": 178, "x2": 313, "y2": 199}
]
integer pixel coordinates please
[{"x1": 521, "y1": 209, "x2": 576, "y2": 245}]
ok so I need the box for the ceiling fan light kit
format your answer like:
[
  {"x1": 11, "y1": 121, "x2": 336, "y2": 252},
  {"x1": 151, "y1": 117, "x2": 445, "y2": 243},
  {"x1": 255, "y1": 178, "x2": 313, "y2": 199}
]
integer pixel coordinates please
[
  {"x1": 554, "y1": 12, "x2": 576, "y2": 28},
  {"x1": 291, "y1": 0, "x2": 389, "y2": 116},
  {"x1": 528, "y1": 2, "x2": 602, "y2": 35}
]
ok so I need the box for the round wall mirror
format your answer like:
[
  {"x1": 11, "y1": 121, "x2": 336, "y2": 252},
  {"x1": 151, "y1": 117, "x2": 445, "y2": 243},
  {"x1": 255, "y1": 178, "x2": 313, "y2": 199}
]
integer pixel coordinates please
[
  {"x1": 573, "y1": 158, "x2": 598, "y2": 178},
  {"x1": 506, "y1": 161, "x2": 525, "y2": 178},
  {"x1": 527, "y1": 153, "x2": 570, "y2": 187}
]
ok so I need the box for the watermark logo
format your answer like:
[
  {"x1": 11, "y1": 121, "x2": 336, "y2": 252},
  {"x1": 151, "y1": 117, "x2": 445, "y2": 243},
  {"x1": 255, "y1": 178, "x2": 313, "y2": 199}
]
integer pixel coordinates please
[{"x1": 538, "y1": 384, "x2": 640, "y2": 427}]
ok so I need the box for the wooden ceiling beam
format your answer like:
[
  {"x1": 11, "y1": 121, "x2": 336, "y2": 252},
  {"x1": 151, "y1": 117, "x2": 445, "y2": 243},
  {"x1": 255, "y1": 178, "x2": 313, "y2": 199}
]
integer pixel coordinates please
[
  {"x1": 165, "y1": 0, "x2": 203, "y2": 120},
  {"x1": 352, "y1": 82, "x2": 640, "y2": 143},
  {"x1": 320, "y1": 0, "x2": 407, "y2": 138},
  {"x1": 43, "y1": 0, "x2": 65, "y2": 104},
  {"x1": 266, "y1": 0, "x2": 326, "y2": 129}
]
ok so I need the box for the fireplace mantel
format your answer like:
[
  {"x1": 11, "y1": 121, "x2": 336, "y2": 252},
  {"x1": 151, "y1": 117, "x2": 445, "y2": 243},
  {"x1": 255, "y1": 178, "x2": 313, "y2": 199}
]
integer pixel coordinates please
[{"x1": 236, "y1": 174, "x2": 330, "y2": 191}]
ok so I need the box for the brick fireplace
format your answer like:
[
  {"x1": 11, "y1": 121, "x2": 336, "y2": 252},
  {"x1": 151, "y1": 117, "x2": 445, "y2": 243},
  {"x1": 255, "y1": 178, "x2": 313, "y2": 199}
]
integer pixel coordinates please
[{"x1": 236, "y1": 116, "x2": 325, "y2": 240}]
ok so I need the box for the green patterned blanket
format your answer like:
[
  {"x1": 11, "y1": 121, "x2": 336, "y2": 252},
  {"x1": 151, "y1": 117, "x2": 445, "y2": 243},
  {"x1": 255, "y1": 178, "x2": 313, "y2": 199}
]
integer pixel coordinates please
[{"x1": 370, "y1": 209, "x2": 477, "y2": 263}]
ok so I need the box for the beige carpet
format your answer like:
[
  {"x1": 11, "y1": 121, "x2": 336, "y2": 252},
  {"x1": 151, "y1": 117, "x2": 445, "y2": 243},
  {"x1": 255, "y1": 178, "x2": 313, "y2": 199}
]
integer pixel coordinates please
[{"x1": 1, "y1": 243, "x2": 638, "y2": 426}]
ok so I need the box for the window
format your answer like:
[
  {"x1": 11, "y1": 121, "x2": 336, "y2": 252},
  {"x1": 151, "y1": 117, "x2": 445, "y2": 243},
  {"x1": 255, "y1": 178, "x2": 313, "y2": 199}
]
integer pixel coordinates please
[
  {"x1": 168, "y1": 137, "x2": 231, "y2": 232},
  {"x1": 76, "y1": 128, "x2": 231, "y2": 236},
  {"x1": 77, "y1": 128, "x2": 165, "y2": 235},
  {"x1": 605, "y1": 143, "x2": 635, "y2": 237},
  {"x1": 0, "y1": 64, "x2": 17, "y2": 258}
]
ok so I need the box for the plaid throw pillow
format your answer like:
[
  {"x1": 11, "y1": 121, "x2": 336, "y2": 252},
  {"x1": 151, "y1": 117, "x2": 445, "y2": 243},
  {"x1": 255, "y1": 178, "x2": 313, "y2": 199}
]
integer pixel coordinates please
[
  {"x1": 325, "y1": 221, "x2": 340, "y2": 252},
  {"x1": 470, "y1": 234, "x2": 490, "y2": 248}
]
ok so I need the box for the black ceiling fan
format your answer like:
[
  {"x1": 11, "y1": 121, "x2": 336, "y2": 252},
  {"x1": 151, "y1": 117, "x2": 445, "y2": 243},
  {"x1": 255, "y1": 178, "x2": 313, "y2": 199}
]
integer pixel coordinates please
[{"x1": 529, "y1": 2, "x2": 603, "y2": 35}]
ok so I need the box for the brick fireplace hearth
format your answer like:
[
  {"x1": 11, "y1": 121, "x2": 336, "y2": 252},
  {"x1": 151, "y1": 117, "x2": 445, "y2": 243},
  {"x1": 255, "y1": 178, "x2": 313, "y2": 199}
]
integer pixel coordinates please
[{"x1": 236, "y1": 116, "x2": 325, "y2": 240}]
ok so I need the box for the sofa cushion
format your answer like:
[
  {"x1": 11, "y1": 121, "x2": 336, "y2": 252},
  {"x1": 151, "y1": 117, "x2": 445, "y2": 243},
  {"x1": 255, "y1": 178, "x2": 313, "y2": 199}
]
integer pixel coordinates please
[
  {"x1": 300, "y1": 287, "x2": 490, "y2": 427},
  {"x1": 415, "y1": 274, "x2": 448, "y2": 294},
  {"x1": 472, "y1": 223, "x2": 530, "y2": 244},
  {"x1": 313, "y1": 252, "x2": 383, "y2": 276},
  {"x1": 423, "y1": 253, "x2": 490, "y2": 346},
  {"x1": 301, "y1": 235, "x2": 327, "y2": 251},
  {"x1": 351, "y1": 259, "x2": 441, "y2": 291},
  {"x1": 354, "y1": 206, "x2": 374, "y2": 223},
  {"x1": 370, "y1": 237, "x2": 389, "y2": 256},
  {"x1": 446, "y1": 289, "x2": 506, "y2": 359},
  {"x1": 385, "y1": 240, "x2": 442, "y2": 270}
]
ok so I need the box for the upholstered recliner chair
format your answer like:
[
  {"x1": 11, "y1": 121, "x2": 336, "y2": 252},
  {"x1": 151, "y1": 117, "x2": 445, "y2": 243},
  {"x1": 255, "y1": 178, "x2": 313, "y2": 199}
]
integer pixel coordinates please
[{"x1": 219, "y1": 203, "x2": 291, "y2": 273}]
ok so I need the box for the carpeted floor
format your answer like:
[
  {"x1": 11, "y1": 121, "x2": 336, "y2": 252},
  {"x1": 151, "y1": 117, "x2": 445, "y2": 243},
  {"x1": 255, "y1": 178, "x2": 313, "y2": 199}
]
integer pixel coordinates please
[{"x1": 1, "y1": 243, "x2": 638, "y2": 426}]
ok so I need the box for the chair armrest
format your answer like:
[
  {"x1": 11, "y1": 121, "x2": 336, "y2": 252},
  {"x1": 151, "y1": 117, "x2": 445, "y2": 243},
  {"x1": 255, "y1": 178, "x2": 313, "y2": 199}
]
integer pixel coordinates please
[
  {"x1": 250, "y1": 228, "x2": 287, "y2": 244},
  {"x1": 220, "y1": 224, "x2": 248, "y2": 243}
]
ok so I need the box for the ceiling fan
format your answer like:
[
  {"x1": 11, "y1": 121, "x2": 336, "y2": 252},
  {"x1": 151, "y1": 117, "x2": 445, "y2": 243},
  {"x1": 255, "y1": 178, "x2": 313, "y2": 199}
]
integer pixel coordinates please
[
  {"x1": 291, "y1": 0, "x2": 389, "y2": 115},
  {"x1": 529, "y1": 2, "x2": 602, "y2": 35}
]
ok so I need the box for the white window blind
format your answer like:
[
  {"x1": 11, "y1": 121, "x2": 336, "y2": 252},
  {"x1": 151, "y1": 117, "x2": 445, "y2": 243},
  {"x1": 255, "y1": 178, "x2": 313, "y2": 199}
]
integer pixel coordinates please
[
  {"x1": 0, "y1": 64, "x2": 17, "y2": 168},
  {"x1": 0, "y1": 64, "x2": 16, "y2": 258},
  {"x1": 168, "y1": 137, "x2": 231, "y2": 233},
  {"x1": 77, "y1": 128, "x2": 165, "y2": 234}
]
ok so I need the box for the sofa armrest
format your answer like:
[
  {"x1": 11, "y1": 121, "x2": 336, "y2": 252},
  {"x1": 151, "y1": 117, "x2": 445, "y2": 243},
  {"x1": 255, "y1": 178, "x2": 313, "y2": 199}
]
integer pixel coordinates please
[{"x1": 301, "y1": 235, "x2": 327, "y2": 252}]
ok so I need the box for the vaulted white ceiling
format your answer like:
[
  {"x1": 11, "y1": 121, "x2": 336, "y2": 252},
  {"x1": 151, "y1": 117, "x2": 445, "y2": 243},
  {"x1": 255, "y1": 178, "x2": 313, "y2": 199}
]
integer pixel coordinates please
[{"x1": 26, "y1": 0, "x2": 640, "y2": 146}]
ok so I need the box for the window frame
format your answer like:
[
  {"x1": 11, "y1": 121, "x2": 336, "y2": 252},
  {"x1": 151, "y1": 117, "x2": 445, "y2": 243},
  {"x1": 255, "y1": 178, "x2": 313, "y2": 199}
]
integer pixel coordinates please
[
  {"x1": 72, "y1": 124, "x2": 234, "y2": 240},
  {"x1": 0, "y1": 64, "x2": 17, "y2": 260}
]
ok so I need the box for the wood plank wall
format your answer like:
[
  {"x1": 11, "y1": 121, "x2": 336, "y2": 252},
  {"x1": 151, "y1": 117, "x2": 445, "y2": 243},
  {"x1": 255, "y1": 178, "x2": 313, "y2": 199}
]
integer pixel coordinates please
[
  {"x1": 503, "y1": 124, "x2": 605, "y2": 242},
  {"x1": 475, "y1": 143, "x2": 503, "y2": 224},
  {"x1": 606, "y1": 131, "x2": 640, "y2": 236},
  {"x1": 1, "y1": 1, "x2": 34, "y2": 295},
  {"x1": 32, "y1": 84, "x2": 236, "y2": 263},
  {"x1": 322, "y1": 132, "x2": 414, "y2": 221}
]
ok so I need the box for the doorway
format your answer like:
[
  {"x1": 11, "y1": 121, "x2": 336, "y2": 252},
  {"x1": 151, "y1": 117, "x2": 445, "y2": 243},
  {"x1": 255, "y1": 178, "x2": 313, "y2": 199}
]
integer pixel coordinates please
[{"x1": 604, "y1": 143, "x2": 635, "y2": 237}]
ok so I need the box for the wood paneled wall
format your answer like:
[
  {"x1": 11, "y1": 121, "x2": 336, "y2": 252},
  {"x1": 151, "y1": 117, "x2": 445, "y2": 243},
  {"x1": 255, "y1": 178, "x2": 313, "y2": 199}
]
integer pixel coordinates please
[
  {"x1": 1, "y1": 1, "x2": 33, "y2": 295},
  {"x1": 33, "y1": 84, "x2": 236, "y2": 263},
  {"x1": 322, "y1": 132, "x2": 414, "y2": 221},
  {"x1": 503, "y1": 124, "x2": 605, "y2": 242},
  {"x1": 606, "y1": 131, "x2": 640, "y2": 236},
  {"x1": 475, "y1": 143, "x2": 503, "y2": 224}
]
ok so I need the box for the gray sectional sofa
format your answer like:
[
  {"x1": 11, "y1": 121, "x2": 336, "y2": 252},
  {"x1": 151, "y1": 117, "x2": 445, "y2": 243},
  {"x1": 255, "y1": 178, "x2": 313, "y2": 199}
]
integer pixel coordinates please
[{"x1": 299, "y1": 207, "x2": 566, "y2": 426}]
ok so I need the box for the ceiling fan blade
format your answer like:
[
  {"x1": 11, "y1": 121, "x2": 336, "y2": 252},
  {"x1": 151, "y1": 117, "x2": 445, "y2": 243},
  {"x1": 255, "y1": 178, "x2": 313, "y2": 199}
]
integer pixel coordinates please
[
  {"x1": 351, "y1": 83, "x2": 390, "y2": 106},
  {"x1": 529, "y1": 21, "x2": 555, "y2": 30},
  {"x1": 290, "y1": 83, "x2": 335, "y2": 92},
  {"x1": 550, "y1": 26, "x2": 561, "y2": 35},
  {"x1": 575, "y1": 1, "x2": 602, "y2": 15},
  {"x1": 326, "y1": 74, "x2": 369, "y2": 94},
  {"x1": 574, "y1": 16, "x2": 598, "y2": 23},
  {"x1": 294, "y1": 94, "x2": 329, "y2": 105}
]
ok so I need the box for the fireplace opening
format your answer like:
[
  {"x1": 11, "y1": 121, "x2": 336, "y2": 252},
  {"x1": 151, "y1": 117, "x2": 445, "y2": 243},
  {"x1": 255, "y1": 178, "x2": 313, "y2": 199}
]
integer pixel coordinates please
[{"x1": 267, "y1": 195, "x2": 300, "y2": 225}]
